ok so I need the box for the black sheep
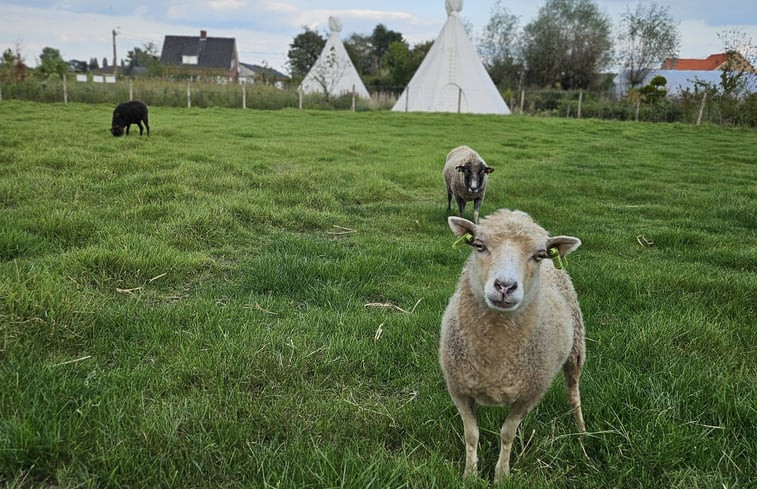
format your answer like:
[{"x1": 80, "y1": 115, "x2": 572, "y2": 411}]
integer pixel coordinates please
[{"x1": 111, "y1": 100, "x2": 150, "y2": 137}]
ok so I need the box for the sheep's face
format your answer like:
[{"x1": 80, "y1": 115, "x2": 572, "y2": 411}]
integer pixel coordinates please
[
  {"x1": 111, "y1": 126, "x2": 125, "y2": 137},
  {"x1": 449, "y1": 210, "x2": 581, "y2": 313},
  {"x1": 456, "y1": 159, "x2": 494, "y2": 195}
]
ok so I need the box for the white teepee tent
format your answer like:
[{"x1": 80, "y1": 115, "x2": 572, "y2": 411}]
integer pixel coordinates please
[
  {"x1": 300, "y1": 17, "x2": 370, "y2": 99},
  {"x1": 392, "y1": 0, "x2": 510, "y2": 114}
]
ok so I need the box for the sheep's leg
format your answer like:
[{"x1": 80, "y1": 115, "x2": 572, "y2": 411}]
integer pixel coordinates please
[
  {"x1": 447, "y1": 190, "x2": 453, "y2": 213},
  {"x1": 563, "y1": 357, "x2": 586, "y2": 432},
  {"x1": 472, "y1": 198, "x2": 483, "y2": 224},
  {"x1": 136, "y1": 121, "x2": 144, "y2": 135},
  {"x1": 125, "y1": 123, "x2": 131, "y2": 135},
  {"x1": 494, "y1": 403, "x2": 529, "y2": 481},
  {"x1": 451, "y1": 393, "x2": 479, "y2": 478},
  {"x1": 144, "y1": 119, "x2": 150, "y2": 136},
  {"x1": 455, "y1": 195, "x2": 467, "y2": 219}
]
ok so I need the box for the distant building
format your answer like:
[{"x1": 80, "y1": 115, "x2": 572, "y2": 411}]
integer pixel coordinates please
[
  {"x1": 160, "y1": 30, "x2": 239, "y2": 81},
  {"x1": 238, "y1": 62, "x2": 290, "y2": 88},
  {"x1": 616, "y1": 52, "x2": 757, "y2": 96},
  {"x1": 661, "y1": 52, "x2": 756, "y2": 73}
]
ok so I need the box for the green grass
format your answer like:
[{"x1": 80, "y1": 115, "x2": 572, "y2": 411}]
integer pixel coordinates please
[{"x1": 0, "y1": 101, "x2": 755, "y2": 488}]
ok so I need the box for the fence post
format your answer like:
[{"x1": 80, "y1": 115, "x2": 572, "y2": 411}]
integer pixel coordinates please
[
  {"x1": 696, "y1": 92, "x2": 707, "y2": 126},
  {"x1": 0, "y1": 82, "x2": 3, "y2": 102},
  {"x1": 351, "y1": 85, "x2": 356, "y2": 112},
  {"x1": 405, "y1": 86, "x2": 409, "y2": 112},
  {"x1": 242, "y1": 83, "x2": 247, "y2": 109},
  {"x1": 519, "y1": 89, "x2": 525, "y2": 114},
  {"x1": 129, "y1": 78, "x2": 133, "y2": 100},
  {"x1": 577, "y1": 91, "x2": 583, "y2": 119},
  {"x1": 63, "y1": 74, "x2": 68, "y2": 104},
  {"x1": 457, "y1": 87, "x2": 462, "y2": 113},
  {"x1": 298, "y1": 89, "x2": 303, "y2": 110},
  {"x1": 635, "y1": 97, "x2": 640, "y2": 122},
  {"x1": 187, "y1": 79, "x2": 191, "y2": 108}
]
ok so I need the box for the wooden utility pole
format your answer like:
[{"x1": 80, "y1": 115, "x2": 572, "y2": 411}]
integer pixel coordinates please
[{"x1": 112, "y1": 28, "x2": 119, "y2": 77}]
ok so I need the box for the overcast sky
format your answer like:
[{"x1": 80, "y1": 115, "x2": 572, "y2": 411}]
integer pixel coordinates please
[{"x1": 1, "y1": 1, "x2": 756, "y2": 74}]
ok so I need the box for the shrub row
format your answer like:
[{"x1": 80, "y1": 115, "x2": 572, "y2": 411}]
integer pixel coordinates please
[{"x1": 1, "y1": 78, "x2": 755, "y2": 126}]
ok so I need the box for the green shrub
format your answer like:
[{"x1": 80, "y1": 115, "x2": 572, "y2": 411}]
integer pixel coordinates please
[{"x1": 1, "y1": 78, "x2": 754, "y2": 125}]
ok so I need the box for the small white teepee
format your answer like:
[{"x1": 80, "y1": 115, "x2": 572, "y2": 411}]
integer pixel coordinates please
[
  {"x1": 300, "y1": 17, "x2": 370, "y2": 99},
  {"x1": 392, "y1": 0, "x2": 510, "y2": 114}
]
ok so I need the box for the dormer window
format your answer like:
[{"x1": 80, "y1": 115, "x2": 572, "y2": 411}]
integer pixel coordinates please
[{"x1": 182, "y1": 55, "x2": 198, "y2": 65}]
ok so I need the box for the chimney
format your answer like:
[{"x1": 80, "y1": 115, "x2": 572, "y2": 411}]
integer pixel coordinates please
[{"x1": 200, "y1": 30, "x2": 207, "y2": 39}]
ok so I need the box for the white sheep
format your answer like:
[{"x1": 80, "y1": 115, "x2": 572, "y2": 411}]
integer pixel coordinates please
[
  {"x1": 439, "y1": 209, "x2": 587, "y2": 481},
  {"x1": 443, "y1": 145, "x2": 494, "y2": 224}
]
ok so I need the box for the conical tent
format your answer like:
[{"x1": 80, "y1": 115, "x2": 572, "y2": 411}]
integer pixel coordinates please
[
  {"x1": 392, "y1": 0, "x2": 510, "y2": 114},
  {"x1": 300, "y1": 17, "x2": 370, "y2": 99}
]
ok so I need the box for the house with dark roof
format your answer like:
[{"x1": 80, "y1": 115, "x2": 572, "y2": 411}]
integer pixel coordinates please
[
  {"x1": 160, "y1": 30, "x2": 239, "y2": 81},
  {"x1": 238, "y1": 62, "x2": 290, "y2": 88}
]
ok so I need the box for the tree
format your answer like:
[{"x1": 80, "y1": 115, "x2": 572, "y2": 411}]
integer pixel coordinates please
[
  {"x1": 384, "y1": 40, "x2": 432, "y2": 89},
  {"x1": 287, "y1": 27, "x2": 325, "y2": 79},
  {"x1": 125, "y1": 42, "x2": 160, "y2": 75},
  {"x1": 344, "y1": 33, "x2": 373, "y2": 75},
  {"x1": 717, "y1": 28, "x2": 757, "y2": 96},
  {"x1": 1, "y1": 48, "x2": 15, "y2": 68},
  {"x1": 88, "y1": 57, "x2": 99, "y2": 70},
  {"x1": 521, "y1": 0, "x2": 612, "y2": 89},
  {"x1": 370, "y1": 24, "x2": 404, "y2": 75},
  {"x1": 617, "y1": 1, "x2": 680, "y2": 88},
  {"x1": 478, "y1": 0, "x2": 522, "y2": 89},
  {"x1": 638, "y1": 74, "x2": 668, "y2": 104},
  {"x1": 37, "y1": 46, "x2": 68, "y2": 78},
  {"x1": 0, "y1": 45, "x2": 29, "y2": 82},
  {"x1": 67, "y1": 59, "x2": 88, "y2": 73}
]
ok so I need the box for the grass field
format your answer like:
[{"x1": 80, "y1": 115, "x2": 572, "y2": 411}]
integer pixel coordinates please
[{"x1": 0, "y1": 101, "x2": 755, "y2": 488}]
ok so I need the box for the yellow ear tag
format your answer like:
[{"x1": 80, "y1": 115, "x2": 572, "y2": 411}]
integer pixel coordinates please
[
  {"x1": 548, "y1": 247, "x2": 566, "y2": 269},
  {"x1": 452, "y1": 233, "x2": 473, "y2": 249}
]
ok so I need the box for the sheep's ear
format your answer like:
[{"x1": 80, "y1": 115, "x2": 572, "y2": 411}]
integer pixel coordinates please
[
  {"x1": 448, "y1": 216, "x2": 476, "y2": 239},
  {"x1": 485, "y1": 167, "x2": 494, "y2": 174},
  {"x1": 546, "y1": 236, "x2": 581, "y2": 257}
]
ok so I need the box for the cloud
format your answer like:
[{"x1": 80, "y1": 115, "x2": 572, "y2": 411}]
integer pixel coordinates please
[
  {"x1": 209, "y1": 0, "x2": 246, "y2": 10},
  {"x1": 678, "y1": 19, "x2": 757, "y2": 58}
]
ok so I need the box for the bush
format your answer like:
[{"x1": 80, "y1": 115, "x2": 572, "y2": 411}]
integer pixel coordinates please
[
  {"x1": 739, "y1": 93, "x2": 757, "y2": 127},
  {"x1": 640, "y1": 100, "x2": 682, "y2": 123},
  {"x1": 0, "y1": 78, "x2": 753, "y2": 126}
]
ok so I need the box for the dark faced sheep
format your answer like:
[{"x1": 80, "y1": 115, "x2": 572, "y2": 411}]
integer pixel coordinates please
[
  {"x1": 111, "y1": 100, "x2": 149, "y2": 137},
  {"x1": 443, "y1": 145, "x2": 494, "y2": 224}
]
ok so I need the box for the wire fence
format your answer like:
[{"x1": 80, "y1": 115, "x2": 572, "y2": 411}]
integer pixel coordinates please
[{"x1": 1, "y1": 76, "x2": 754, "y2": 126}]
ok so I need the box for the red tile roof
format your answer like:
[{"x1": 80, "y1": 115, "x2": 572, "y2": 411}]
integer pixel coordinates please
[{"x1": 662, "y1": 53, "x2": 731, "y2": 70}]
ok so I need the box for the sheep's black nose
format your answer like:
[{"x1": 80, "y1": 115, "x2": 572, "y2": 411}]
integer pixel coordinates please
[{"x1": 494, "y1": 279, "x2": 518, "y2": 296}]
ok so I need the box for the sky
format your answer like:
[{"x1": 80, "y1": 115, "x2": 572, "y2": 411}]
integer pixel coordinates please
[{"x1": 1, "y1": 0, "x2": 756, "y2": 74}]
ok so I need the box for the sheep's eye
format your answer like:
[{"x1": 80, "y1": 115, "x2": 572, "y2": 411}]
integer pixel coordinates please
[
  {"x1": 473, "y1": 241, "x2": 487, "y2": 253},
  {"x1": 533, "y1": 250, "x2": 548, "y2": 262}
]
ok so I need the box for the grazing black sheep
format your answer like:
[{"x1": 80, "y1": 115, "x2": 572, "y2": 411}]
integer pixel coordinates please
[{"x1": 111, "y1": 100, "x2": 149, "y2": 137}]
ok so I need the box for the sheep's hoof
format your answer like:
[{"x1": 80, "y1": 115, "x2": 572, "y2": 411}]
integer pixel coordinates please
[
  {"x1": 462, "y1": 466, "x2": 478, "y2": 480},
  {"x1": 493, "y1": 464, "x2": 510, "y2": 482}
]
